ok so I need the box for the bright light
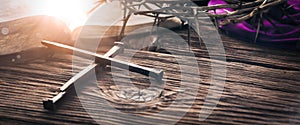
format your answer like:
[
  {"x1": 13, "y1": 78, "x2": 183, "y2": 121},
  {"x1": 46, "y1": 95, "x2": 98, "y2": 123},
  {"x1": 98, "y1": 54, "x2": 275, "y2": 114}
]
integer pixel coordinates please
[{"x1": 43, "y1": 0, "x2": 87, "y2": 30}]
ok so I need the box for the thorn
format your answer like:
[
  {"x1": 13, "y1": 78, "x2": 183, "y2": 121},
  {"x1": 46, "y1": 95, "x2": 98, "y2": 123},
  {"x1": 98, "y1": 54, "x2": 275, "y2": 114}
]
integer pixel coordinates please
[
  {"x1": 263, "y1": 14, "x2": 285, "y2": 34},
  {"x1": 187, "y1": 20, "x2": 191, "y2": 50},
  {"x1": 250, "y1": 14, "x2": 257, "y2": 26},
  {"x1": 254, "y1": 13, "x2": 262, "y2": 43},
  {"x1": 285, "y1": 4, "x2": 295, "y2": 10},
  {"x1": 280, "y1": 7, "x2": 299, "y2": 26},
  {"x1": 214, "y1": 17, "x2": 219, "y2": 29}
]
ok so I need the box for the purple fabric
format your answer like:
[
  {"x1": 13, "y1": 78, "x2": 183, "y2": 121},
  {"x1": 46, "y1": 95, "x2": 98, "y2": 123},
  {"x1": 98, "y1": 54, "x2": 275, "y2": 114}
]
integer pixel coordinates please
[{"x1": 208, "y1": 0, "x2": 300, "y2": 43}]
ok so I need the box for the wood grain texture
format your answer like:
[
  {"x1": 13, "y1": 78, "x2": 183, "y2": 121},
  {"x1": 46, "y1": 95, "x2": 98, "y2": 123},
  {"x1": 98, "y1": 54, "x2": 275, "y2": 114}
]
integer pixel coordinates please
[{"x1": 0, "y1": 26, "x2": 299, "y2": 125}]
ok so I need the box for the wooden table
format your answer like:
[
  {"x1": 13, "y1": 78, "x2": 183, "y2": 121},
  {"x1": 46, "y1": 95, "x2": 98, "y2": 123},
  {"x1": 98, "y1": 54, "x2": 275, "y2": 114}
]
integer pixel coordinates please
[{"x1": 0, "y1": 28, "x2": 299, "y2": 125}]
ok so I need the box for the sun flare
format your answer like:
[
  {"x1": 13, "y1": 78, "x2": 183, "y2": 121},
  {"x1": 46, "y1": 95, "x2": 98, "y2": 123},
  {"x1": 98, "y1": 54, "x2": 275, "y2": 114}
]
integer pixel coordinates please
[{"x1": 44, "y1": 0, "x2": 87, "y2": 30}]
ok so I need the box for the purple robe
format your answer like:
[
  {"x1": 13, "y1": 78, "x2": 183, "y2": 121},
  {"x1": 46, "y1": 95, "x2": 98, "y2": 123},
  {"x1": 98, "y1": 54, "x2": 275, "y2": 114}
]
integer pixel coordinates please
[{"x1": 208, "y1": 0, "x2": 300, "y2": 43}]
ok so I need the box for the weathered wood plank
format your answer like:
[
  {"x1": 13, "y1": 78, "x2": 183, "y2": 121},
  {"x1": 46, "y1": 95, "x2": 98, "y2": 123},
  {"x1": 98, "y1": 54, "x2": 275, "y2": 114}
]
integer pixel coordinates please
[{"x1": 0, "y1": 26, "x2": 299, "y2": 125}]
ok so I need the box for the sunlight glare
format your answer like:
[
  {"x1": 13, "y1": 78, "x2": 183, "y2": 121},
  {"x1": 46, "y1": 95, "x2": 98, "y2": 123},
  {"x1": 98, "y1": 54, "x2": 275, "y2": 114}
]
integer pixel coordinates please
[{"x1": 44, "y1": 0, "x2": 87, "y2": 30}]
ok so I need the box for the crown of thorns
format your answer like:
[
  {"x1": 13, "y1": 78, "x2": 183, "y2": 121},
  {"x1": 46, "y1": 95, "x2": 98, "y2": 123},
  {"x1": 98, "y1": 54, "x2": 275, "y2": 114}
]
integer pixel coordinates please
[
  {"x1": 94, "y1": 0, "x2": 299, "y2": 43},
  {"x1": 97, "y1": 0, "x2": 295, "y2": 26}
]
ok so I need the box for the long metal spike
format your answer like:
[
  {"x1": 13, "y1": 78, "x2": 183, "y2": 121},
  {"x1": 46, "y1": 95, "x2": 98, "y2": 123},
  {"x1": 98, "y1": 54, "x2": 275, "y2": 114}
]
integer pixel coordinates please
[
  {"x1": 41, "y1": 40, "x2": 164, "y2": 79},
  {"x1": 43, "y1": 42, "x2": 125, "y2": 110}
]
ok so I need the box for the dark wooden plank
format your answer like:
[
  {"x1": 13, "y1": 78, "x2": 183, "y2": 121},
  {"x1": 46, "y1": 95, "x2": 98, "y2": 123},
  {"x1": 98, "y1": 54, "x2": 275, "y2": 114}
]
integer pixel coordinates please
[{"x1": 0, "y1": 26, "x2": 299, "y2": 125}]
